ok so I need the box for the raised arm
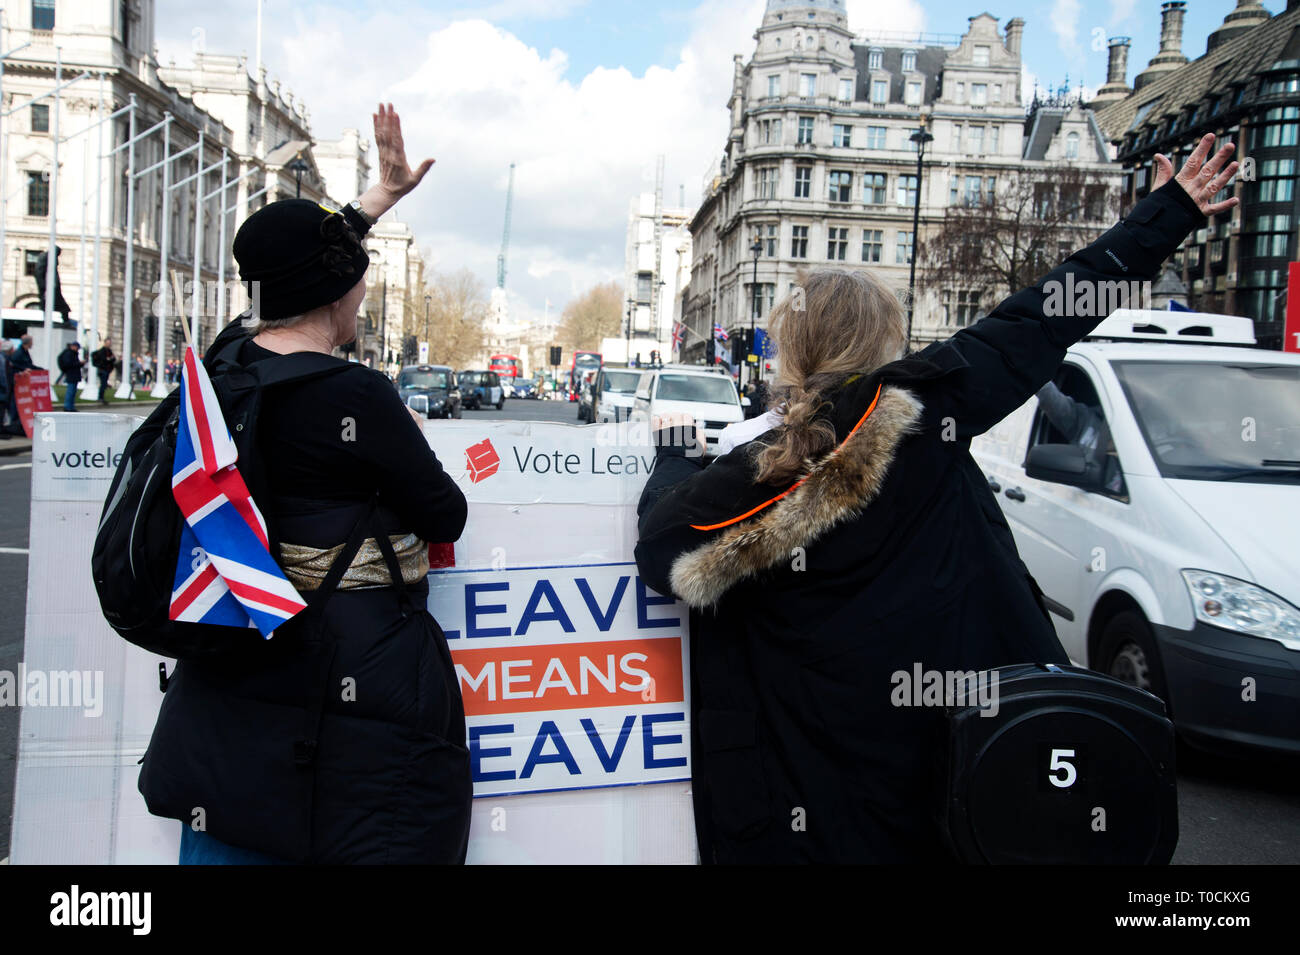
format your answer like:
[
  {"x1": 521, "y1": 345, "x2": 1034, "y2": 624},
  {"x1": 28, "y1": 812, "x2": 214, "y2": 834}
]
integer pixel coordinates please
[{"x1": 917, "y1": 134, "x2": 1239, "y2": 440}]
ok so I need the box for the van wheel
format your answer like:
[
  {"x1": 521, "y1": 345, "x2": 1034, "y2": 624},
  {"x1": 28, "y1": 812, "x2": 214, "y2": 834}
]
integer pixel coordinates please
[
  {"x1": 1099, "y1": 610, "x2": 1170, "y2": 706},
  {"x1": 496, "y1": 398, "x2": 504, "y2": 410}
]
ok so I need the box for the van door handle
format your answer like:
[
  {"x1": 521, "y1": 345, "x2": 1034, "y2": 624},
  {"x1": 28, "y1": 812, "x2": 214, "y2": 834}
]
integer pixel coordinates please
[
  {"x1": 1004, "y1": 487, "x2": 1026, "y2": 502},
  {"x1": 986, "y1": 476, "x2": 1001, "y2": 492}
]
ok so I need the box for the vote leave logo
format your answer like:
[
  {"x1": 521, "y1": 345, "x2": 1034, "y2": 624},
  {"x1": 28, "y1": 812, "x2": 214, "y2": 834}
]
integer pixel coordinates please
[{"x1": 465, "y1": 438, "x2": 500, "y2": 483}]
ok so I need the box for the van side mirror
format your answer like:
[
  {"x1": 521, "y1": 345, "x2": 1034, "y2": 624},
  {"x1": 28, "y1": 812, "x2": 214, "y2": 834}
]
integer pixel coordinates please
[
  {"x1": 1025, "y1": 443, "x2": 1101, "y2": 491},
  {"x1": 740, "y1": 396, "x2": 751, "y2": 407}
]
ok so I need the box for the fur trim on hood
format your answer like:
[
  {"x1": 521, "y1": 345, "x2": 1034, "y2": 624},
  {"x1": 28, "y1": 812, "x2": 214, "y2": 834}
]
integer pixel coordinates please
[{"x1": 668, "y1": 384, "x2": 924, "y2": 609}]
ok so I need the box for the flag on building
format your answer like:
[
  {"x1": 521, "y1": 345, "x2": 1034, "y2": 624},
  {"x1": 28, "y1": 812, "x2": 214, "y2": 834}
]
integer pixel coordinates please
[
  {"x1": 713, "y1": 323, "x2": 729, "y2": 342},
  {"x1": 671, "y1": 321, "x2": 684, "y2": 351},
  {"x1": 168, "y1": 346, "x2": 307, "y2": 636}
]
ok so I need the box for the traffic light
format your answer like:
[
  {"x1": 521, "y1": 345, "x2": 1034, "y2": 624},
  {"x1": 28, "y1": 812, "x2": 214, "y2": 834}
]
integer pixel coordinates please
[
  {"x1": 706, "y1": 338, "x2": 716, "y2": 365},
  {"x1": 549, "y1": 345, "x2": 562, "y2": 366},
  {"x1": 731, "y1": 331, "x2": 747, "y2": 366}
]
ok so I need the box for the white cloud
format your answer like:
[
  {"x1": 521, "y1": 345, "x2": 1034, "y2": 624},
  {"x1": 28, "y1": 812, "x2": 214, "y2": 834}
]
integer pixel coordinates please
[
  {"x1": 158, "y1": 0, "x2": 928, "y2": 326},
  {"x1": 1050, "y1": 0, "x2": 1082, "y2": 54}
]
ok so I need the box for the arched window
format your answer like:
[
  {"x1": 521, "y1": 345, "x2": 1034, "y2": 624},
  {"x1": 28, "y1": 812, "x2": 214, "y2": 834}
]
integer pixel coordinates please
[{"x1": 1066, "y1": 131, "x2": 1080, "y2": 159}]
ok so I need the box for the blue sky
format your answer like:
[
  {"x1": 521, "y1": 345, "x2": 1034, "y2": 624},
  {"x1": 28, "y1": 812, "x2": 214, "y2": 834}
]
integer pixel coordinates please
[{"x1": 154, "y1": 1, "x2": 1284, "y2": 327}]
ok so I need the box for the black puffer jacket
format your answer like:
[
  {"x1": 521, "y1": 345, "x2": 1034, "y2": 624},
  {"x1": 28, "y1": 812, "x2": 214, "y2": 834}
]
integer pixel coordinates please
[
  {"x1": 138, "y1": 320, "x2": 472, "y2": 864},
  {"x1": 634, "y1": 180, "x2": 1205, "y2": 863}
]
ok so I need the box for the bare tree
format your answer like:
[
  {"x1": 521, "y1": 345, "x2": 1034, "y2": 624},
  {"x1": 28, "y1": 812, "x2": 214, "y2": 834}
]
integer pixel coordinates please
[
  {"x1": 557, "y1": 281, "x2": 623, "y2": 354},
  {"x1": 917, "y1": 164, "x2": 1122, "y2": 319},
  {"x1": 412, "y1": 268, "x2": 489, "y2": 368}
]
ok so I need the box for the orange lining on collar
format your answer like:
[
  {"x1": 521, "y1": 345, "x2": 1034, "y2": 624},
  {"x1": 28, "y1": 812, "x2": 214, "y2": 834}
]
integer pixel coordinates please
[{"x1": 689, "y1": 382, "x2": 883, "y2": 531}]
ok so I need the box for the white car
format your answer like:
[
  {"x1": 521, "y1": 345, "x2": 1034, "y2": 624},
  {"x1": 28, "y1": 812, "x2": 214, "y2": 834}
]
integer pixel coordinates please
[
  {"x1": 592, "y1": 367, "x2": 642, "y2": 423},
  {"x1": 972, "y1": 309, "x2": 1300, "y2": 755},
  {"x1": 631, "y1": 365, "x2": 749, "y2": 456}
]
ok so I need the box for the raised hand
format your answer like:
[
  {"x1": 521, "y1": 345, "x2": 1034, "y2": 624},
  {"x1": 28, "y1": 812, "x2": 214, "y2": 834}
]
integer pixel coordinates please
[
  {"x1": 1153, "y1": 133, "x2": 1239, "y2": 217},
  {"x1": 373, "y1": 102, "x2": 434, "y2": 202}
]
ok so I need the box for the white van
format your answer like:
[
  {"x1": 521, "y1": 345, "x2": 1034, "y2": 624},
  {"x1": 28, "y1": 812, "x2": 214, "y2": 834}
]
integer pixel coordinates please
[
  {"x1": 631, "y1": 365, "x2": 749, "y2": 456},
  {"x1": 592, "y1": 367, "x2": 642, "y2": 423},
  {"x1": 972, "y1": 309, "x2": 1300, "y2": 756}
]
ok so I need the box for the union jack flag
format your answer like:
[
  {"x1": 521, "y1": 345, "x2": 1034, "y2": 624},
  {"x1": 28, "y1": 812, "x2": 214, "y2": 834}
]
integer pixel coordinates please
[
  {"x1": 671, "y1": 322, "x2": 684, "y2": 350},
  {"x1": 168, "y1": 346, "x2": 307, "y2": 637},
  {"x1": 713, "y1": 323, "x2": 729, "y2": 342}
]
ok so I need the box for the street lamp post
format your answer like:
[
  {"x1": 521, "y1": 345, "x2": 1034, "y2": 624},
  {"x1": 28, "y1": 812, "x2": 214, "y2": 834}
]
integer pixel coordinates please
[
  {"x1": 423, "y1": 291, "x2": 430, "y2": 361},
  {"x1": 906, "y1": 120, "x2": 934, "y2": 349},
  {"x1": 749, "y1": 233, "x2": 762, "y2": 384},
  {"x1": 288, "y1": 156, "x2": 309, "y2": 198},
  {"x1": 625, "y1": 296, "x2": 633, "y2": 365}
]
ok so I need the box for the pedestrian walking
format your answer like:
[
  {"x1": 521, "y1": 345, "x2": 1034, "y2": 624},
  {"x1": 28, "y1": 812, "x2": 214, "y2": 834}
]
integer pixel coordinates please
[
  {"x1": 91, "y1": 339, "x2": 115, "y2": 405},
  {"x1": 136, "y1": 102, "x2": 468, "y2": 865},
  {"x1": 635, "y1": 135, "x2": 1239, "y2": 863},
  {"x1": 0, "y1": 340, "x2": 14, "y2": 437},
  {"x1": 56, "y1": 341, "x2": 83, "y2": 411}
]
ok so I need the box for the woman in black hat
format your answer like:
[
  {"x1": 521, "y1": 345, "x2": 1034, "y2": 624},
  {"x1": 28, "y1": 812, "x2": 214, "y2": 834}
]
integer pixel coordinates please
[{"x1": 138, "y1": 104, "x2": 472, "y2": 864}]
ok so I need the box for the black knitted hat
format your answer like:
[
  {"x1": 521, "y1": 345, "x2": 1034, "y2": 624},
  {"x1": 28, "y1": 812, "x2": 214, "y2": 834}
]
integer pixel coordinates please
[{"x1": 232, "y1": 199, "x2": 370, "y2": 321}]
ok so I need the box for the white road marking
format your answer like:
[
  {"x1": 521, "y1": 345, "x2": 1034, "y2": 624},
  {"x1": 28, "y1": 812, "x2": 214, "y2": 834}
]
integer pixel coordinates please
[
  {"x1": 0, "y1": 547, "x2": 29, "y2": 554},
  {"x1": 0, "y1": 461, "x2": 32, "y2": 470}
]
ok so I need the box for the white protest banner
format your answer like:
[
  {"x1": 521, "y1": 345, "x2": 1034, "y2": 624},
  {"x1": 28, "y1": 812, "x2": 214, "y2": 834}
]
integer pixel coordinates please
[{"x1": 422, "y1": 419, "x2": 697, "y2": 862}]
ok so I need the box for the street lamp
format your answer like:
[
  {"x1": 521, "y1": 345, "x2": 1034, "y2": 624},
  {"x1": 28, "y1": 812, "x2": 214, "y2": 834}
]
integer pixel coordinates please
[
  {"x1": 287, "y1": 155, "x2": 309, "y2": 198},
  {"x1": 749, "y1": 232, "x2": 762, "y2": 384},
  {"x1": 424, "y1": 292, "x2": 431, "y2": 359},
  {"x1": 625, "y1": 296, "x2": 634, "y2": 364},
  {"x1": 906, "y1": 120, "x2": 934, "y2": 349}
]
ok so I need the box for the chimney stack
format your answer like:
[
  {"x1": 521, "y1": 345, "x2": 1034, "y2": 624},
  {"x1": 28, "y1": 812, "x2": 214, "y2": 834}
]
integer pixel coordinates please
[
  {"x1": 1134, "y1": 1, "x2": 1189, "y2": 91},
  {"x1": 1207, "y1": 0, "x2": 1271, "y2": 53},
  {"x1": 1091, "y1": 37, "x2": 1133, "y2": 105},
  {"x1": 1158, "y1": 0, "x2": 1186, "y2": 56},
  {"x1": 1107, "y1": 36, "x2": 1130, "y2": 86},
  {"x1": 1004, "y1": 17, "x2": 1025, "y2": 57}
]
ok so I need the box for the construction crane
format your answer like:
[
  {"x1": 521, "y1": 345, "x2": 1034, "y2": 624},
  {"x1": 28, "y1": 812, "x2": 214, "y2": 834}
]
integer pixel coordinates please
[{"x1": 496, "y1": 162, "x2": 516, "y2": 289}]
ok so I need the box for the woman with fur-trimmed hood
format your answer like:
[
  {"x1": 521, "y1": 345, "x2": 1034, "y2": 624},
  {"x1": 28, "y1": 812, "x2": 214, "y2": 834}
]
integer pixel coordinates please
[{"x1": 634, "y1": 137, "x2": 1238, "y2": 864}]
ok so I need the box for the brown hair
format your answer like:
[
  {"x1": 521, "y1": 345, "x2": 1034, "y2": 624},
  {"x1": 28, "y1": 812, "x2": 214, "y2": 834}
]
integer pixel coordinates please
[{"x1": 754, "y1": 268, "x2": 906, "y2": 486}]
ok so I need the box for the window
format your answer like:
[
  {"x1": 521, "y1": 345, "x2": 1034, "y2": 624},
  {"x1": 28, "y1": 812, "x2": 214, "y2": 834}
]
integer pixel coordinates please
[
  {"x1": 828, "y1": 170, "x2": 853, "y2": 202},
  {"x1": 862, "y1": 229, "x2": 883, "y2": 263},
  {"x1": 32, "y1": 0, "x2": 55, "y2": 31},
  {"x1": 758, "y1": 118, "x2": 782, "y2": 144},
  {"x1": 990, "y1": 125, "x2": 1000, "y2": 153},
  {"x1": 756, "y1": 166, "x2": 778, "y2": 199},
  {"x1": 950, "y1": 175, "x2": 959, "y2": 206},
  {"x1": 871, "y1": 80, "x2": 888, "y2": 104},
  {"x1": 30, "y1": 103, "x2": 49, "y2": 133},
  {"x1": 1066, "y1": 131, "x2": 1080, "y2": 159},
  {"x1": 762, "y1": 223, "x2": 778, "y2": 257},
  {"x1": 839, "y1": 78, "x2": 853, "y2": 102},
  {"x1": 801, "y1": 73, "x2": 817, "y2": 97},
  {"x1": 791, "y1": 225, "x2": 809, "y2": 258},
  {"x1": 959, "y1": 290, "x2": 983, "y2": 325},
  {"x1": 902, "y1": 50, "x2": 917, "y2": 72},
  {"x1": 896, "y1": 230, "x2": 913, "y2": 264},
  {"x1": 993, "y1": 83, "x2": 1002, "y2": 103},
  {"x1": 636, "y1": 272, "x2": 652, "y2": 304},
  {"x1": 120, "y1": 0, "x2": 131, "y2": 47},
  {"x1": 827, "y1": 227, "x2": 848, "y2": 260},
  {"x1": 833, "y1": 123, "x2": 852, "y2": 147},
  {"x1": 865, "y1": 125, "x2": 887, "y2": 149},
  {"x1": 767, "y1": 75, "x2": 780, "y2": 97},
  {"x1": 26, "y1": 170, "x2": 48, "y2": 216},
  {"x1": 967, "y1": 125, "x2": 984, "y2": 154},
  {"x1": 863, "y1": 172, "x2": 886, "y2": 203},
  {"x1": 971, "y1": 83, "x2": 987, "y2": 106},
  {"x1": 794, "y1": 165, "x2": 811, "y2": 197},
  {"x1": 986, "y1": 175, "x2": 997, "y2": 200},
  {"x1": 797, "y1": 116, "x2": 814, "y2": 144},
  {"x1": 24, "y1": 250, "x2": 41, "y2": 275},
  {"x1": 896, "y1": 174, "x2": 918, "y2": 206},
  {"x1": 955, "y1": 81, "x2": 965, "y2": 103},
  {"x1": 869, "y1": 49, "x2": 883, "y2": 70},
  {"x1": 905, "y1": 82, "x2": 921, "y2": 105},
  {"x1": 964, "y1": 175, "x2": 983, "y2": 205},
  {"x1": 973, "y1": 45, "x2": 990, "y2": 66},
  {"x1": 1254, "y1": 158, "x2": 1297, "y2": 203}
]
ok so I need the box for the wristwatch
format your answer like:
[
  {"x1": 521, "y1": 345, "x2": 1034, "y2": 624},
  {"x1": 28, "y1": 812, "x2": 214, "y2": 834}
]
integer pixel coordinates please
[{"x1": 348, "y1": 198, "x2": 378, "y2": 227}]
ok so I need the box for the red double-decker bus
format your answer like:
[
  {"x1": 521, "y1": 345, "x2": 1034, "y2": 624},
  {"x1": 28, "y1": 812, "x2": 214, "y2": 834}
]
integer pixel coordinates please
[
  {"x1": 568, "y1": 350, "x2": 602, "y2": 401},
  {"x1": 489, "y1": 354, "x2": 522, "y2": 380}
]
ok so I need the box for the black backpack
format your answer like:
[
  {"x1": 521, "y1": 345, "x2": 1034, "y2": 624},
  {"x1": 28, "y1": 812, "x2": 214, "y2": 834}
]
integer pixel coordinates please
[
  {"x1": 939, "y1": 663, "x2": 1178, "y2": 864},
  {"x1": 91, "y1": 334, "x2": 351, "y2": 660}
]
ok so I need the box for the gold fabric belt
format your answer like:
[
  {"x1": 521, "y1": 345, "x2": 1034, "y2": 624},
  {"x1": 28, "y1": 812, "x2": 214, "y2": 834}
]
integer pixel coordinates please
[{"x1": 280, "y1": 533, "x2": 429, "y2": 592}]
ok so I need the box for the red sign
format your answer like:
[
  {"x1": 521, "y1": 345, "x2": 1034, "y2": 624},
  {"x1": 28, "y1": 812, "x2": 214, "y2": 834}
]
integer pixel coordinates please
[
  {"x1": 13, "y1": 370, "x2": 53, "y2": 438},
  {"x1": 1285, "y1": 262, "x2": 1300, "y2": 354},
  {"x1": 465, "y1": 438, "x2": 500, "y2": 483}
]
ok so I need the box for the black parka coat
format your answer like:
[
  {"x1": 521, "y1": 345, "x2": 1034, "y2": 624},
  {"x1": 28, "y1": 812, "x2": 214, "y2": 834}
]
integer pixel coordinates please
[
  {"x1": 138, "y1": 317, "x2": 472, "y2": 864},
  {"x1": 634, "y1": 180, "x2": 1204, "y2": 863}
]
